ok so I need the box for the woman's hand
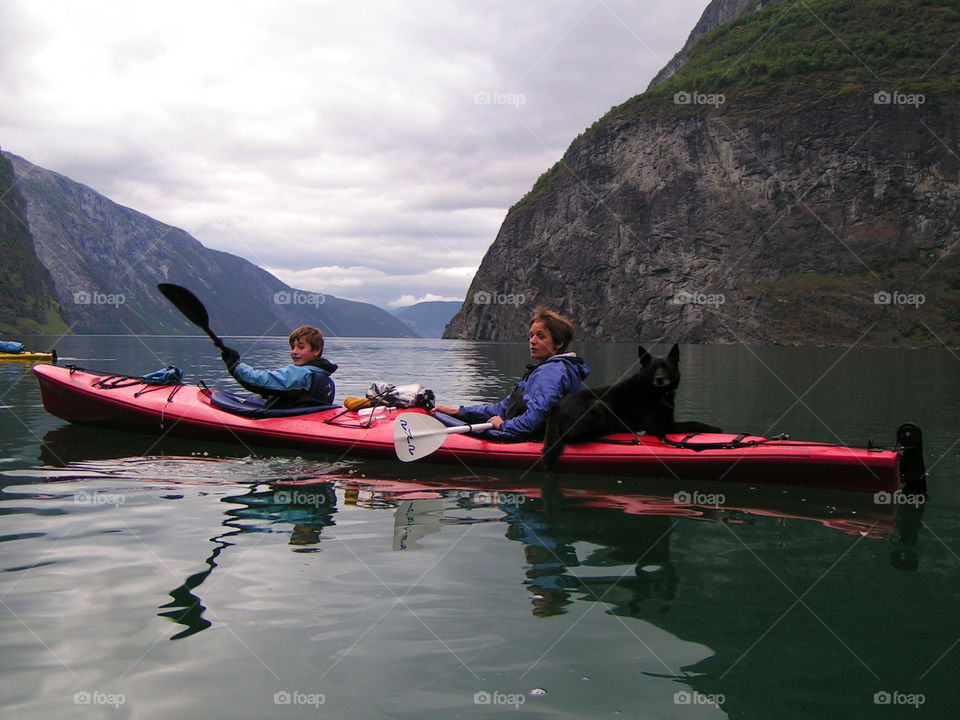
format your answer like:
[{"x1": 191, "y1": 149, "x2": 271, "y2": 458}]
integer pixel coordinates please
[
  {"x1": 433, "y1": 404, "x2": 460, "y2": 415},
  {"x1": 488, "y1": 415, "x2": 504, "y2": 430}
]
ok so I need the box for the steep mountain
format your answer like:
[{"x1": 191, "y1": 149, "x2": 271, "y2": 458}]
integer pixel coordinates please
[
  {"x1": 0, "y1": 148, "x2": 68, "y2": 335},
  {"x1": 445, "y1": 0, "x2": 960, "y2": 348},
  {"x1": 3, "y1": 152, "x2": 415, "y2": 338},
  {"x1": 393, "y1": 301, "x2": 461, "y2": 338}
]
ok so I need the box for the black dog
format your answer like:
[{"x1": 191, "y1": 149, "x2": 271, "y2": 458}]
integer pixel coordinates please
[{"x1": 541, "y1": 344, "x2": 721, "y2": 469}]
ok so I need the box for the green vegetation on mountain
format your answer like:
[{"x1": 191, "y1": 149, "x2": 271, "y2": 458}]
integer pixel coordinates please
[
  {"x1": 511, "y1": 0, "x2": 960, "y2": 215},
  {"x1": 0, "y1": 149, "x2": 68, "y2": 335},
  {"x1": 649, "y1": 0, "x2": 959, "y2": 96}
]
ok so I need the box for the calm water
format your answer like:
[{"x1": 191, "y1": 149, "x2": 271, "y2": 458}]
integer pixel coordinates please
[{"x1": 1, "y1": 335, "x2": 959, "y2": 719}]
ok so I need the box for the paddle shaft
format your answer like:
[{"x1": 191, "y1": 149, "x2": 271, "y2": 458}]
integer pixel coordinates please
[
  {"x1": 199, "y1": 324, "x2": 226, "y2": 350},
  {"x1": 439, "y1": 422, "x2": 494, "y2": 436},
  {"x1": 394, "y1": 413, "x2": 494, "y2": 461}
]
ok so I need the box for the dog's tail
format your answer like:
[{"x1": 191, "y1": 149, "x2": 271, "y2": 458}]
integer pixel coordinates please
[{"x1": 540, "y1": 415, "x2": 565, "y2": 471}]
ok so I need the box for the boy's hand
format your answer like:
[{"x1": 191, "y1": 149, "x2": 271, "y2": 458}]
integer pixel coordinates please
[{"x1": 220, "y1": 345, "x2": 240, "y2": 371}]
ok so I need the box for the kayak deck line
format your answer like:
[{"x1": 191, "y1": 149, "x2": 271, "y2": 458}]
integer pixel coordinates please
[{"x1": 31, "y1": 364, "x2": 922, "y2": 493}]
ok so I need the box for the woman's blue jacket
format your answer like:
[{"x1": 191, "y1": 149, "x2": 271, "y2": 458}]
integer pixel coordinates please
[{"x1": 456, "y1": 352, "x2": 589, "y2": 439}]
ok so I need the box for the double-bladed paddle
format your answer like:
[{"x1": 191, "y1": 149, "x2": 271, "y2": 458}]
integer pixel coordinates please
[
  {"x1": 393, "y1": 413, "x2": 493, "y2": 462},
  {"x1": 157, "y1": 283, "x2": 226, "y2": 350}
]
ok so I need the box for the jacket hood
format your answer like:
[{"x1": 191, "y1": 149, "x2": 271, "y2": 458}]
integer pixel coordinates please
[
  {"x1": 308, "y1": 357, "x2": 338, "y2": 374},
  {"x1": 541, "y1": 351, "x2": 590, "y2": 380}
]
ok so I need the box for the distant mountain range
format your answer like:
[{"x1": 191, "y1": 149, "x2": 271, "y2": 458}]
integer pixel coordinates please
[
  {"x1": 392, "y1": 301, "x2": 461, "y2": 338},
  {"x1": 0, "y1": 150, "x2": 416, "y2": 338}
]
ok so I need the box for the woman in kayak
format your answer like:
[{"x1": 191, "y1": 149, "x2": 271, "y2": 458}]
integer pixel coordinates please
[
  {"x1": 433, "y1": 307, "x2": 589, "y2": 440},
  {"x1": 220, "y1": 325, "x2": 337, "y2": 408}
]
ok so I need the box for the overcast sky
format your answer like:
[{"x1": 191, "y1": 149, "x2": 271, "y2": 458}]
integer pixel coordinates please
[{"x1": 0, "y1": 0, "x2": 711, "y2": 309}]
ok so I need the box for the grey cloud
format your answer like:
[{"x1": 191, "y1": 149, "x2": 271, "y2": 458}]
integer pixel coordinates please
[{"x1": 0, "y1": 0, "x2": 712, "y2": 308}]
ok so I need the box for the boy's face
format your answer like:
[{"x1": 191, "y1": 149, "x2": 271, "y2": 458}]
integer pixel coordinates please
[{"x1": 290, "y1": 338, "x2": 321, "y2": 366}]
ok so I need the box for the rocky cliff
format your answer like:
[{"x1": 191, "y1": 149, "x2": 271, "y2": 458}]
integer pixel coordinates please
[
  {"x1": 4, "y1": 152, "x2": 416, "y2": 338},
  {"x1": 0, "y1": 148, "x2": 68, "y2": 335},
  {"x1": 445, "y1": 0, "x2": 960, "y2": 347}
]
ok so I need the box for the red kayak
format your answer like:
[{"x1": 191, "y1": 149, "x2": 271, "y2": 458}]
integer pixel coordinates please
[{"x1": 33, "y1": 364, "x2": 918, "y2": 493}]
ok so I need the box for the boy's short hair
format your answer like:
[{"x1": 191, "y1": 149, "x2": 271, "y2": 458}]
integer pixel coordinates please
[
  {"x1": 289, "y1": 325, "x2": 324, "y2": 354},
  {"x1": 530, "y1": 307, "x2": 575, "y2": 352}
]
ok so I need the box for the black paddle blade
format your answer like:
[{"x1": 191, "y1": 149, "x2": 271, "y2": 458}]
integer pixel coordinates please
[{"x1": 158, "y1": 283, "x2": 210, "y2": 330}]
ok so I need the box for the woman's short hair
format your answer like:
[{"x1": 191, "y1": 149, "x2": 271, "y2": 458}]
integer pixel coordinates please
[
  {"x1": 530, "y1": 307, "x2": 574, "y2": 352},
  {"x1": 289, "y1": 325, "x2": 324, "y2": 354}
]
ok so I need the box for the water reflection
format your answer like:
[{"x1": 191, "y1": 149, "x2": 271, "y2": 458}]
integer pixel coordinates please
[
  {"x1": 224, "y1": 484, "x2": 339, "y2": 548},
  {"x1": 13, "y1": 442, "x2": 914, "y2": 657},
  {"x1": 505, "y1": 491, "x2": 677, "y2": 618},
  {"x1": 158, "y1": 483, "x2": 340, "y2": 640},
  {"x1": 889, "y1": 502, "x2": 926, "y2": 572},
  {"x1": 158, "y1": 537, "x2": 230, "y2": 639}
]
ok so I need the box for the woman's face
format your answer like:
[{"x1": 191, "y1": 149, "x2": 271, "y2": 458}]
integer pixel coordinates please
[{"x1": 529, "y1": 321, "x2": 562, "y2": 361}]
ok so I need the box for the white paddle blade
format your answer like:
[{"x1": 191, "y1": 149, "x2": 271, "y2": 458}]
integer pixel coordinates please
[
  {"x1": 393, "y1": 413, "x2": 493, "y2": 462},
  {"x1": 394, "y1": 414, "x2": 447, "y2": 461}
]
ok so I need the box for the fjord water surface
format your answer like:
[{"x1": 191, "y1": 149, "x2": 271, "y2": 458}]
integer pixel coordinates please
[{"x1": 1, "y1": 335, "x2": 958, "y2": 718}]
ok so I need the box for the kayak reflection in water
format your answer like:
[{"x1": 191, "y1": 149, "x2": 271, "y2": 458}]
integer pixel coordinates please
[
  {"x1": 433, "y1": 307, "x2": 589, "y2": 440},
  {"x1": 219, "y1": 325, "x2": 338, "y2": 409}
]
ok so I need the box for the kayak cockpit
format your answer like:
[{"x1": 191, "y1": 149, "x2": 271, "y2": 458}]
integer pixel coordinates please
[{"x1": 207, "y1": 390, "x2": 339, "y2": 418}]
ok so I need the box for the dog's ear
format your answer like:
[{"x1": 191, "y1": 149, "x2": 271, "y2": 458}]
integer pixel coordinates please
[
  {"x1": 638, "y1": 345, "x2": 651, "y2": 366},
  {"x1": 668, "y1": 344, "x2": 680, "y2": 365}
]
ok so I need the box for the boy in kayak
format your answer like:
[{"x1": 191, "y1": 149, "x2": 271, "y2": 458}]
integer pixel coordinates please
[
  {"x1": 220, "y1": 325, "x2": 337, "y2": 408},
  {"x1": 433, "y1": 307, "x2": 589, "y2": 440}
]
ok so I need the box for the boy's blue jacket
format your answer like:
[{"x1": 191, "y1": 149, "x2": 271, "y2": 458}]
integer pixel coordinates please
[
  {"x1": 230, "y1": 356, "x2": 337, "y2": 407},
  {"x1": 456, "y1": 352, "x2": 589, "y2": 439}
]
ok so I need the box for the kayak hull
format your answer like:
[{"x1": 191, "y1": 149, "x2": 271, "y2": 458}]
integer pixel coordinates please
[{"x1": 32, "y1": 365, "x2": 901, "y2": 492}]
